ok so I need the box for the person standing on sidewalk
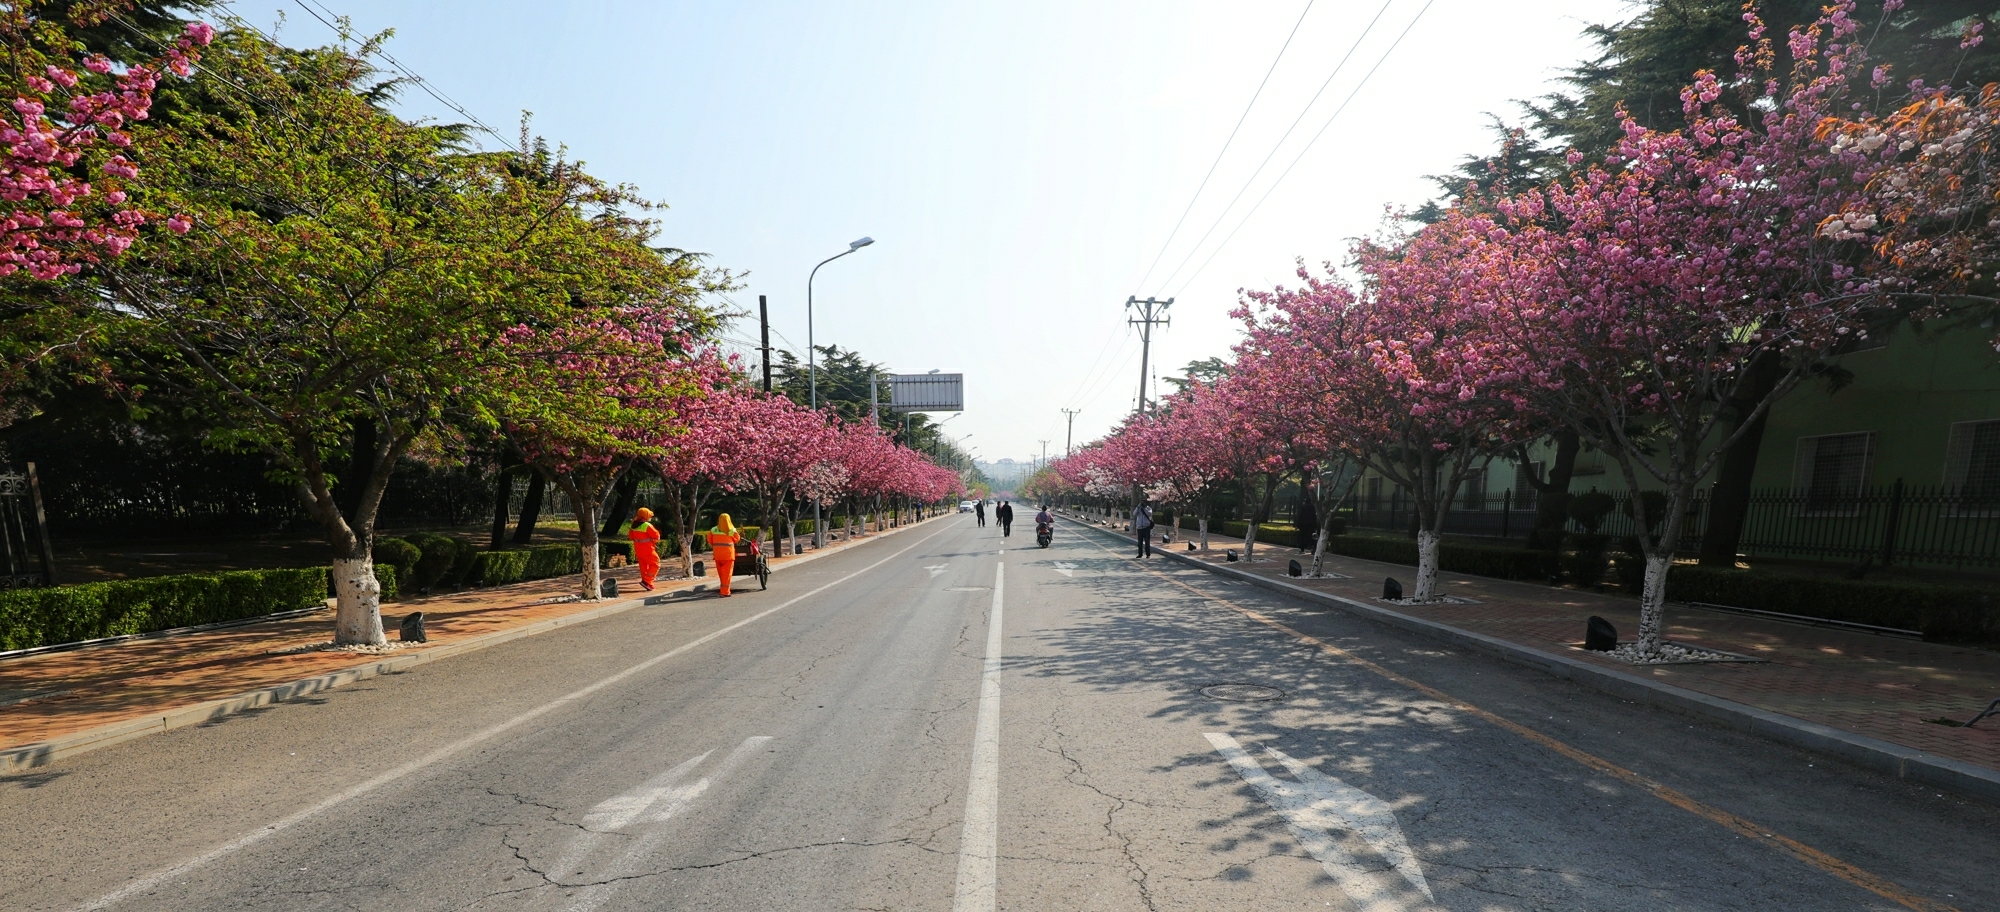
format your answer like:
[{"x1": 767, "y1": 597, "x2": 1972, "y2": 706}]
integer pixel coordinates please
[
  {"x1": 996, "y1": 500, "x2": 1014, "y2": 537},
  {"x1": 627, "y1": 507, "x2": 662, "y2": 591},
  {"x1": 707, "y1": 513, "x2": 742, "y2": 597},
  {"x1": 976, "y1": 500, "x2": 986, "y2": 527},
  {"x1": 1132, "y1": 500, "x2": 1154, "y2": 559}
]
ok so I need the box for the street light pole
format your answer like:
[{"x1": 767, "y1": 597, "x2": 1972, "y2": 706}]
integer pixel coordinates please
[{"x1": 806, "y1": 236, "x2": 874, "y2": 548}]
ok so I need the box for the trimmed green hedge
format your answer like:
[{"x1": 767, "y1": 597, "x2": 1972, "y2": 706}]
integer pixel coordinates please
[
  {"x1": 371, "y1": 537, "x2": 421, "y2": 589},
  {"x1": 1321, "y1": 535, "x2": 1560, "y2": 582},
  {"x1": 1208, "y1": 520, "x2": 1348, "y2": 548},
  {"x1": 0, "y1": 567, "x2": 330, "y2": 652},
  {"x1": 467, "y1": 549, "x2": 533, "y2": 587},
  {"x1": 1629, "y1": 562, "x2": 1999, "y2": 642},
  {"x1": 404, "y1": 533, "x2": 462, "y2": 593}
]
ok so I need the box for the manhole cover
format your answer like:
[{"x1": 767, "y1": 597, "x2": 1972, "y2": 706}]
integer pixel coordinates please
[
  {"x1": 946, "y1": 586, "x2": 992, "y2": 592},
  {"x1": 1201, "y1": 683, "x2": 1286, "y2": 702}
]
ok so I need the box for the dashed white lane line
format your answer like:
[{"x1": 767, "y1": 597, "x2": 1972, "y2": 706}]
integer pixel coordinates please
[
  {"x1": 951, "y1": 562, "x2": 1005, "y2": 912},
  {"x1": 76, "y1": 525, "x2": 958, "y2": 912}
]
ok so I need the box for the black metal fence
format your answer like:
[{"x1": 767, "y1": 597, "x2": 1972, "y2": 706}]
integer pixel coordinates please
[
  {"x1": 1348, "y1": 481, "x2": 2000, "y2": 570},
  {"x1": 1, "y1": 464, "x2": 57, "y2": 587}
]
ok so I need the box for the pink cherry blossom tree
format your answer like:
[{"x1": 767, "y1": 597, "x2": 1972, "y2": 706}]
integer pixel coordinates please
[
  {"x1": 497, "y1": 311, "x2": 718, "y2": 601},
  {"x1": 1478, "y1": 1, "x2": 1898, "y2": 653},
  {"x1": 1238, "y1": 240, "x2": 1529, "y2": 601}
]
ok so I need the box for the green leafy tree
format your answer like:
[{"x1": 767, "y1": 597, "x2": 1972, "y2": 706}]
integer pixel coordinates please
[{"x1": 80, "y1": 30, "x2": 701, "y2": 643}]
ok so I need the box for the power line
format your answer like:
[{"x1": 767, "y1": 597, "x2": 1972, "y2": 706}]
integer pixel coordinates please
[
  {"x1": 1060, "y1": 319, "x2": 1132, "y2": 410},
  {"x1": 281, "y1": 0, "x2": 514, "y2": 150},
  {"x1": 1131, "y1": 0, "x2": 1315, "y2": 295},
  {"x1": 1064, "y1": 329, "x2": 1137, "y2": 413},
  {"x1": 1151, "y1": 0, "x2": 1398, "y2": 293},
  {"x1": 1171, "y1": 0, "x2": 1436, "y2": 296}
]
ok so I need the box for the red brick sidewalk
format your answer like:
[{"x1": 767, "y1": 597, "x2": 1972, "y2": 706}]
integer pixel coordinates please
[
  {"x1": 1083, "y1": 516, "x2": 2000, "y2": 775},
  {"x1": 0, "y1": 520, "x2": 932, "y2": 765}
]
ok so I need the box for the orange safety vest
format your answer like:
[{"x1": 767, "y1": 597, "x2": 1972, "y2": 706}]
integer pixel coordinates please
[
  {"x1": 627, "y1": 521, "x2": 661, "y2": 555},
  {"x1": 706, "y1": 529, "x2": 739, "y2": 557}
]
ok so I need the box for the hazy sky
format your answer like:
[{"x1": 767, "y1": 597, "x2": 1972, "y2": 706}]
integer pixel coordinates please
[{"x1": 223, "y1": 0, "x2": 1632, "y2": 466}]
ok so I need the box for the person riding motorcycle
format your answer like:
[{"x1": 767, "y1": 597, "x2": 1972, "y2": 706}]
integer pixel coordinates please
[{"x1": 1034, "y1": 507, "x2": 1054, "y2": 546}]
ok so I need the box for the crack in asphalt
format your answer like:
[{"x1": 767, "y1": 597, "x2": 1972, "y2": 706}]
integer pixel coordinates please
[{"x1": 1042, "y1": 697, "x2": 1161, "y2": 912}]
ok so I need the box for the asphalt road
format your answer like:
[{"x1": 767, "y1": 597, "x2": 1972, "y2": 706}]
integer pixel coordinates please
[{"x1": 3, "y1": 513, "x2": 1995, "y2": 911}]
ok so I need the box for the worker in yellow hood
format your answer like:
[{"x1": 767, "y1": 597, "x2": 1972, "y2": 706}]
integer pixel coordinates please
[{"x1": 707, "y1": 513, "x2": 741, "y2": 597}]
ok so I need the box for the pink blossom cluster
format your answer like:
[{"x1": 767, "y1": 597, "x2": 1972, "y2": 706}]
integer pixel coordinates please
[{"x1": 0, "y1": 20, "x2": 212, "y2": 279}]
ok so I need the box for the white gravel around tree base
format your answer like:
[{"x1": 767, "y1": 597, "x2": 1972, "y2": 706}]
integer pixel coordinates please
[
  {"x1": 268, "y1": 641, "x2": 420, "y2": 656},
  {"x1": 1605, "y1": 641, "x2": 1741, "y2": 665}
]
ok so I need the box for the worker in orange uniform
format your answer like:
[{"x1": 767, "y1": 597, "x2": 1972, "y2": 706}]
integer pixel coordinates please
[
  {"x1": 627, "y1": 506, "x2": 662, "y2": 591},
  {"x1": 707, "y1": 513, "x2": 742, "y2": 597}
]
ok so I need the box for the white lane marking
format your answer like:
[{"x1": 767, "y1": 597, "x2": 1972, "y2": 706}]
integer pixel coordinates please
[
  {"x1": 951, "y1": 563, "x2": 1005, "y2": 912},
  {"x1": 927, "y1": 563, "x2": 950, "y2": 578},
  {"x1": 76, "y1": 525, "x2": 960, "y2": 912},
  {"x1": 639, "y1": 736, "x2": 770, "y2": 826},
  {"x1": 558, "y1": 736, "x2": 775, "y2": 912},
  {"x1": 1051, "y1": 561, "x2": 1076, "y2": 578},
  {"x1": 579, "y1": 750, "x2": 711, "y2": 831},
  {"x1": 1205, "y1": 733, "x2": 1436, "y2": 909},
  {"x1": 576, "y1": 736, "x2": 772, "y2": 833}
]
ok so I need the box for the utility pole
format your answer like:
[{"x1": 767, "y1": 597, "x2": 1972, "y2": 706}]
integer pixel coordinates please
[
  {"x1": 1126, "y1": 296, "x2": 1172, "y2": 416},
  {"x1": 759, "y1": 295, "x2": 772, "y2": 393},
  {"x1": 1038, "y1": 440, "x2": 1050, "y2": 472},
  {"x1": 1061, "y1": 408, "x2": 1081, "y2": 455}
]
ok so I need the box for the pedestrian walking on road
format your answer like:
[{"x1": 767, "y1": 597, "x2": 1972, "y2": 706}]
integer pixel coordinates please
[
  {"x1": 627, "y1": 507, "x2": 662, "y2": 590},
  {"x1": 996, "y1": 500, "x2": 1014, "y2": 537},
  {"x1": 707, "y1": 513, "x2": 742, "y2": 597},
  {"x1": 975, "y1": 500, "x2": 986, "y2": 527},
  {"x1": 1132, "y1": 500, "x2": 1154, "y2": 559}
]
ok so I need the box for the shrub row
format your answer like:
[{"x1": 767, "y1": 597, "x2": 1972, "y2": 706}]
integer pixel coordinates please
[
  {"x1": 1314, "y1": 534, "x2": 1996, "y2": 643},
  {"x1": 0, "y1": 567, "x2": 329, "y2": 652},
  {"x1": 1628, "y1": 561, "x2": 1999, "y2": 643},
  {"x1": 1321, "y1": 535, "x2": 1559, "y2": 582},
  {"x1": 1205, "y1": 520, "x2": 1349, "y2": 548}
]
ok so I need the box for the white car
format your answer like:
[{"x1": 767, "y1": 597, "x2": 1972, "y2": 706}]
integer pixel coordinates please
[{"x1": 959, "y1": 501, "x2": 977, "y2": 513}]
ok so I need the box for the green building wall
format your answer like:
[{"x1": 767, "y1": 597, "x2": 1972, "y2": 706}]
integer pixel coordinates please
[{"x1": 1755, "y1": 321, "x2": 2000, "y2": 490}]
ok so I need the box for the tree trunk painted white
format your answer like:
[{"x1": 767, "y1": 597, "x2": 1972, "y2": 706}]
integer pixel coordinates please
[
  {"x1": 1242, "y1": 522, "x2": 1259, "y2": 562},
  {"x1": 1638, "y1": 553, "x2": 1670, "y2": 652},
  {"x1": 1413, "y1": 530, "x2": 1441, "y2": 601},
  {"x1": 1198, "y1": 517, "x2": 1209, "y2": 550},
  {"x1": 1309, "y1": 507, "x2": 1337, "y2": 577},
  {"x1": 331, "y1": 556, "x2": 386, "y2": 645}
]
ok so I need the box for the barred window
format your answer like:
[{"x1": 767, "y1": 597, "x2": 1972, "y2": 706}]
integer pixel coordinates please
[
  {"x1": 1945, "y1": 420, "x2": 2000, "y2": 514},
  {"x1": 1792, "y1": 432, "x2": 1872, "y2": 516}
]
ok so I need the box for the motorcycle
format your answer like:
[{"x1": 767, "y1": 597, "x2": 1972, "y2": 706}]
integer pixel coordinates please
[{"x1": 1035, "y1": 520, "x2": 1053, "y2": 549}]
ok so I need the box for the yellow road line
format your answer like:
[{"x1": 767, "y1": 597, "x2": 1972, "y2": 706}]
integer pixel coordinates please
[{"x1": 1077, "y1": 532, "x2": 1958, "y2": 912}]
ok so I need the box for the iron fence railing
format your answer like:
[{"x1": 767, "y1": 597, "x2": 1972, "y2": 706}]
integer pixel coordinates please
[{"x1": 1345, "y1": 481, "x2": 2000, "y2": 570}]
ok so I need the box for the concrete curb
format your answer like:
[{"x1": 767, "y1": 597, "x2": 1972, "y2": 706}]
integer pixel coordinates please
[
  {"x1": 1063, "y1": 516, "x2": 2000, "y2": 807},
  {"x1": 0, "y1": 515, "x2": 950, "y2": 773}
]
